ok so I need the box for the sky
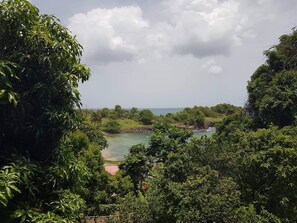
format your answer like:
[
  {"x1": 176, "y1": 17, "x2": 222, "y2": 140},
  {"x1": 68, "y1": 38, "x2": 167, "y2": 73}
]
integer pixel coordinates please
[{"x1": 31, "y1": 0, "x2": 297, "y2": 108}]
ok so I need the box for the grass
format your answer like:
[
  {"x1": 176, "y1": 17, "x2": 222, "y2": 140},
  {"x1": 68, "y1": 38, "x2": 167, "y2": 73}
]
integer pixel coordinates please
[
  {"x1": 104, "y1": 159, "x2": 121, "y2": 165},
  {"x1": 101, "y1": 118, "x2": 145, "y2": 130},
  {"x1": 117, "y1": 118, "x2": 146, "y2": 130},
  {"x1": 205, "y1": 116, "x2": 223, "y2": 123}
]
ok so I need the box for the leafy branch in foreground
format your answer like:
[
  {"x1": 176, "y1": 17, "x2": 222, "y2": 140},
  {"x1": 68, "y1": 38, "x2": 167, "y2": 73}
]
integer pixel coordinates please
[{"x1": 0, "y1": 165, "x2": 21, "y2": 207}]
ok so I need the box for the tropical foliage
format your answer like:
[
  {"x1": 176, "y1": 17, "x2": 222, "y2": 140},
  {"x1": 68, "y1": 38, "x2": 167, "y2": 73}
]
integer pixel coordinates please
[
  {"x1": 0, "y1": 0, "x2": 90, "y2": 160},
  {"x1": 0, "y1": 0, "x2": 296, "y2": 222},
  {"x1": 115, "y1": 29, "x2": 297, "y2": 223}
]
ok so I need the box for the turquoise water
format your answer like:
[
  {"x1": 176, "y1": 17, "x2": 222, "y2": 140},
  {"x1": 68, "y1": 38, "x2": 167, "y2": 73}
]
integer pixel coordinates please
[
  {"x1": 102, "y1": 132, "x2": 151, "y2": 161},
  {"x1": 102, "y1": 128, "x2": 215, "y2": 161}
]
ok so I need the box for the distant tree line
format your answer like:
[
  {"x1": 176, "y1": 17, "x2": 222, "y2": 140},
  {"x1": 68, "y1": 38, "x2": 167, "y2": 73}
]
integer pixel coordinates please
[
  {"x1": 1, "y1": 0, "x2": 296, "y2": 222},
  {"x1": 81, "y1": 103, "x2": 241, "y2": 134}
]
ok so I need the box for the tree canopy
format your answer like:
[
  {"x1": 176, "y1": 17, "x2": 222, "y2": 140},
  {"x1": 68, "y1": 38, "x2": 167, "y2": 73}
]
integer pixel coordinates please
[
  {"x1": 247, "y1": 30, "x2": 297, "y2": 128},
  {"x1": 1, "y1": 1, "x2": 297, "y2": 222},
  {"x1": 139, "y1": 109, "x2": 154, "y2": 125},
  {"x1": 0, "y1": 0, "x2": 90, "y2": 161}
]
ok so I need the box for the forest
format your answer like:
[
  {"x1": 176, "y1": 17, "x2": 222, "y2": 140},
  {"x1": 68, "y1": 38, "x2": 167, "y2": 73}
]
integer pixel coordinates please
[{"x1": 0, "y1": 0, "x2": 296, "y2": 222}]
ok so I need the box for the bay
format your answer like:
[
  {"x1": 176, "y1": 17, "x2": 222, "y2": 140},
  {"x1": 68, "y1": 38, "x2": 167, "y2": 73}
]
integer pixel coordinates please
[{"x1": 102, "y1": 128, "x2": 215, "y2": 161}]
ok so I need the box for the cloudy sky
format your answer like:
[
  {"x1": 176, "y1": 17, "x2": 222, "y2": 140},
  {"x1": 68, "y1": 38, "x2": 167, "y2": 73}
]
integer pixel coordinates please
[{"x1": 32, "y1": 0, "x2": 297, "y2": 108}]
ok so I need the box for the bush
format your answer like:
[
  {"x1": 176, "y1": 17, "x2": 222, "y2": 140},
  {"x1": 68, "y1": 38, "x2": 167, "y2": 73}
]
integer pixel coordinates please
[
  {"x1": 104, "y1": 120, "x2": 121, "y2": 133},
  {"x1": 139, "y1": 109, "x2": 154, "y2": 125}
]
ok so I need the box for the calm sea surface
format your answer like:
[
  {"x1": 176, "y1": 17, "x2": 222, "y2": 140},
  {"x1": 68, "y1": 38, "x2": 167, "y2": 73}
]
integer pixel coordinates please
[{"x1": 102, "y1": 129, "x2": 215, "y2": 161}]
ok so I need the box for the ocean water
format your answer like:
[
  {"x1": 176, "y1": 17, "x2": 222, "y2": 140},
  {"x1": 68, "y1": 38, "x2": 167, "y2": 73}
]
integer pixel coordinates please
[{"x1": 102, "y1": 128, "x2": 215, "y2": 161}]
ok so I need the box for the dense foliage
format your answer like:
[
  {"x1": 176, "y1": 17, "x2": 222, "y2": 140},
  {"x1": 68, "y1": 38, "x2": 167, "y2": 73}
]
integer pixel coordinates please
[
  {"x1": 247, "y1": 30, "x2": 297, "y2": 128},
  {"x1": 1, "y1": 0, "x2": 296, "y2": 222},
  {"x1": 139, "y1": 109, "x2": 154, "y2": 125},
  {"x1": 104, "y1": 120, "x2": 121, "y2": 133},
  {"x1": 115, "y1": 30, "x2": 297, "y2": 223},
  {"x1": 0, "y1": 0, "x2": 90, "y2": 160},
  {"x1": 0, "y1": 0, "x2": 113, "y2": 222}
]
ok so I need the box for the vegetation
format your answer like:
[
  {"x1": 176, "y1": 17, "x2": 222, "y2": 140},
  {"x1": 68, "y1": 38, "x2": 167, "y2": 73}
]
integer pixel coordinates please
[
  {"x1": 80, "y1": 103, "x2": 240, "y2": 134},
  {"x1": 114, "y1": 30, "x2": 297, "y2": 223},
  {"x1": 102, "y1": 118, "x2": 144, "y2": 131},
  {"x1": 0, "y1": 0, "x2": 90, "y2": 161},
  {"x1": 246, "y1": 31, "x2": 297, "y2": 128},
  {"x1": 0, "y1": 0, "x2": 112, "y2": 222},
  {"x1": 139, "y1": 109, "x2": 154, "y2": 125},
  {"x1": 104, "y1": 120, "x2": 121, "y2": 133},
  {"x1": 157, "y1": 104, "x2": 240, "y2": 129},
  {"x1": 0, "y1": 0, "x2": 296, "y2": 222}
]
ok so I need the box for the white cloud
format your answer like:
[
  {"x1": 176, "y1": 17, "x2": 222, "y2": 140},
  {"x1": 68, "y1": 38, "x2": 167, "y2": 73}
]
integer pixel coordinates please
[
  {"x1": 67, "y1": 0, "x2": 259, "y2": 65},
  {"x1": 67, "y1": 0, "x2": 295, "y2": 67},
  {"x1": 160, "y1": 0, "x2": 254, "y2": 57},
  {"x1": 202, "y1": 59, "x2": 223, "y2": 74},
  {"x1": 68, "y1": 6, "x2": 148, "y2": 64},
  {"x1": 208, "y1": 65, "x2": 223, "y2": 74}
]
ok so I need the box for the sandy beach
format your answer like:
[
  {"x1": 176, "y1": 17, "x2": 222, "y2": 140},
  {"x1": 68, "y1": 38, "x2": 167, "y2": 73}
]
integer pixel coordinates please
[{"x1": 104, "y1": 164, "x2": 119, "y2": 175}]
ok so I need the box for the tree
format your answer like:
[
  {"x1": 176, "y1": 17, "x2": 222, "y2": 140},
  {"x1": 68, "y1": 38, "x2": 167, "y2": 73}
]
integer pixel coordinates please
[
  {"x1": 139, "y1": 109, "x2": 154, "y2": 125},
  {"x1": 115, "y1": 104, "x2": 123, "y2": 118},
  {"x1": 234, "y1": 126, "x2": 297, "y2": 222},
  {"x1": 100, "y1": 108, "x2": 110, "y2": 118},
  {"x1": 79, "y1": 121, "x2": 108, "y2": 149},
  {"x1": 0, "y1": 164, "x2": 21, "y2": 208},
  {"x1": 214, "y1": 113, "x2": 253, "y2": 144},
  {"x1": 117, "y1": 126, "x2": 250, "y2": 223},
  {"x1": 91, "y1": 110, "x2": 102, "y2": 122},
  {"x1": 175, "y1": 107, "x2": 206, "y2": 128},
  {"x1": 145, "y1": 167, "x2": 242, "y2": 223},
  {"x1": 147, "y1": 123, "x2": 192, "y2": 162},
  {"x1": 129, "y1": 107, "x2": 139, "y2": 119},
  {"x1": 0, "y1": 1, "x2": 110, "y2": 222},
  {"x1": 193, "y1": 110, "x2": 205, "y2": 128},
  {"x1": 104, "y1": 120, "x2": 121, "y2": 133},
  {"x1": 211, "y1": 103, "x2": 242, "y2": 116},
  {"x1": 0, "y1": 0, "x2": 90, "y2": 161},
  {"x1": 119, "y1": 144, "x2": 151, "y2": 195},
  {"x1": 246, "y1": 30, "x2": 297, "y2": 127}
]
